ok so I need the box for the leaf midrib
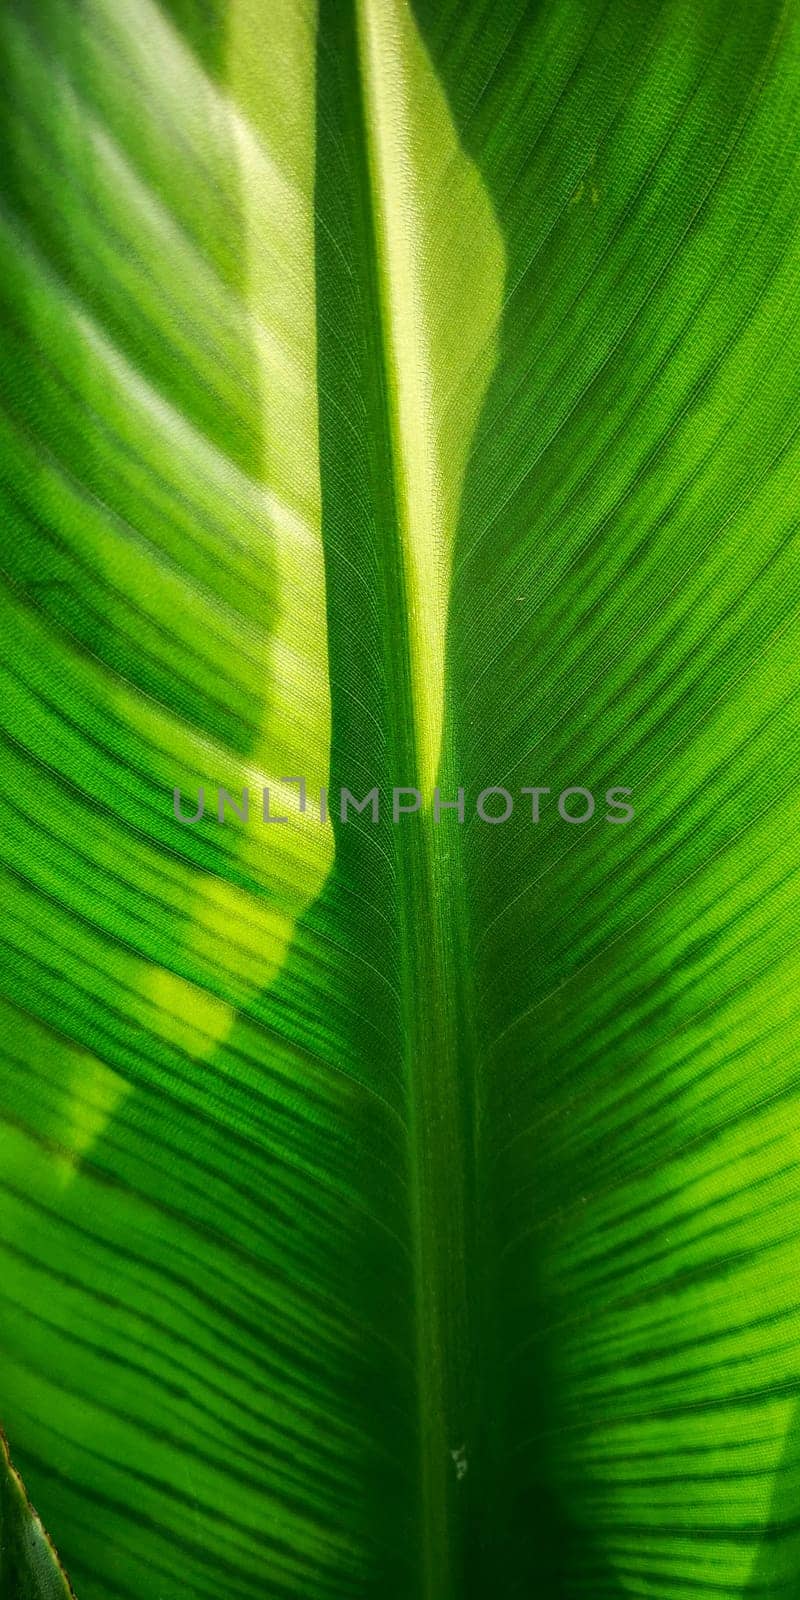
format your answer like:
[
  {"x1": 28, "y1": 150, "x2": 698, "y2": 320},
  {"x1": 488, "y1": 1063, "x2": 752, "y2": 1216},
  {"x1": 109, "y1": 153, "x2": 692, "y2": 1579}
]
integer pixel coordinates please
[{"x1": 345, "y1": 5, "x2": 482, "y2": 1595}]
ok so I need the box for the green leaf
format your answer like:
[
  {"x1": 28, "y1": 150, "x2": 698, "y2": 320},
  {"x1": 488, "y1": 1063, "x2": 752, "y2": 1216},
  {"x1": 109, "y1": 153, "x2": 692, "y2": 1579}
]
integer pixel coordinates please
[
  {"x1": 2, "y1": 0, "x2": 800, "y2": 1597},
  {"x1": 0, "y1": 1431, "x2": 75, "y2": 1600}
]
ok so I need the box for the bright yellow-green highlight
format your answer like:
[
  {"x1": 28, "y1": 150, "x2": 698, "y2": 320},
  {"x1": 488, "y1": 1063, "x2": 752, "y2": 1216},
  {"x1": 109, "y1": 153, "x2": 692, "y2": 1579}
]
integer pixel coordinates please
[{"x1": 357, "y1": 0, "x2": 505, "y2": 799}]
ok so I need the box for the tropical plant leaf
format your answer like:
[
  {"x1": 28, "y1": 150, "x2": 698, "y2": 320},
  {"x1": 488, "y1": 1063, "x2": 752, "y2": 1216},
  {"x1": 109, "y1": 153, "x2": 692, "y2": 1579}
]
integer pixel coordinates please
[
  {"x1": 1, "y1": 0, "x2": 800, "y2": 1597},
  {"x1": 0, "y1": 1430, "x2": 75, "y2": 1600}
]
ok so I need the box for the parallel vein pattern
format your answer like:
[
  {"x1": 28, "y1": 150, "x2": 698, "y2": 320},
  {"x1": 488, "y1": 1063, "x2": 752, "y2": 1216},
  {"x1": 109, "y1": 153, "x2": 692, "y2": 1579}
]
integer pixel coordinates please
[{"x1": 2, "y1": 0, "x2": 800, "y2": 1597}]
